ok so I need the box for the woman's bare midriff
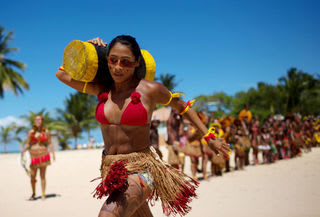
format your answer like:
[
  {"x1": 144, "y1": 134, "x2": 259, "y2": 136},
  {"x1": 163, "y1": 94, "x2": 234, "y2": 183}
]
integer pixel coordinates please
[
  {"x1": 100, "y1": 124, "x2": 150, "y2": 155},
  {"x1": 29, "y1": 143, "x2": 48, "y2": 154}
]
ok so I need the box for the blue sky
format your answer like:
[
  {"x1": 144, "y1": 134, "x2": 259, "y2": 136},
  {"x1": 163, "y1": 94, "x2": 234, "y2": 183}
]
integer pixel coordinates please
[{"x1": 1, "y1": 0, "x2": 320, "y2": 150}]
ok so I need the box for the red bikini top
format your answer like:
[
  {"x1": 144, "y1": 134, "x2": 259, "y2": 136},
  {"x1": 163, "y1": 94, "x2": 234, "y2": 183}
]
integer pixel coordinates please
[
  {"x1": 95, "y1": 89, "x2": 148, "y2": 126},
  {"x1": 31, "y1": 132, "x2": 47, "y2": 143}
]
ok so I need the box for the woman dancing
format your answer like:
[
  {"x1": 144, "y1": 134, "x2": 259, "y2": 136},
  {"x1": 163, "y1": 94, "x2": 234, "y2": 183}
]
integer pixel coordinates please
[
  {"x1": 21, "y1": 115, "x2": 55, "y2": 200},
  {"x1": 56, "y1": 35, "x2": 230, "y2": 217}
]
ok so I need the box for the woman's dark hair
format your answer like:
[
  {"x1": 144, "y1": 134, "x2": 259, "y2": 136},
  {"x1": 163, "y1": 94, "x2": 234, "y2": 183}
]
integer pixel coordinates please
[
  {"x1": 107, "y1": 35, "x2": 142, "y2": 61},
  {"x1": 107, "y1": 35, "x2": 146, "y2": 79},
  {"x1": 93, "y1": 35, "x2": 146, "y2": 87}
]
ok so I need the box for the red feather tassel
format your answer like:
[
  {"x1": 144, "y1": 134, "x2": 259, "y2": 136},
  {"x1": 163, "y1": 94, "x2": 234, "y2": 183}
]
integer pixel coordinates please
[{"x1": 92, "y1": 160, "x2": 129, "y2": 199}]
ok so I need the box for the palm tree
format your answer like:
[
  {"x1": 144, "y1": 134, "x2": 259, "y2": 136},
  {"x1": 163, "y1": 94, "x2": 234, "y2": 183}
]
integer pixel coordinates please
[
  {"x1": 20, "y1": 109, "x2": 53, "y2": 129},
  {"x1": 19, "y1": 109, "x2": 61, "y2": 136},
  {"x1": 0, "y1": 124, "x2": 17, "y2": 153},
  {"x1": 56, "y1": 92, "x2": 98, "y2": 149},
  {"x1": 68, "y1": 92, "x2": 99, "y2": 141},
  {"x1": 0, "y1": 25, "x2": 29, "y2": 98},
  {"x1": 55, "y1": 109, "x2": 83, "y2": 149},
  {"x1": 157, "y1": 73, "x2": 178, "y2": 91},
  {"x1": 278, "y1": 68, "x2": 316, "y2": 113},
  {"x1": 14, "y1": 125, "x2": 28, "y2": 150}
]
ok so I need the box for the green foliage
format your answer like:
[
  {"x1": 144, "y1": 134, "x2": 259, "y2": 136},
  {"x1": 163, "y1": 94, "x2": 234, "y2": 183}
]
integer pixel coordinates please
[
  {"x1": 194, "y1": 92, "x2": 233, "y2": 119},
  {"x1": 156, "y1": 73, "x2": 179, "y2": 91},
  {"x1": 0, "y1": 25, "x2": 29, "y2": 98},
  {"x1": 195, "y1": 67, "x2": 319, "y2": 121},
  {"x1": 20, "y1": 109, "x2": 53, "y2": 129},
  {"x1": 278, "y1": 67, "x2": 318, "y2": 114},
  {"x1": 55, "y1": 92, "x2": 98, "y2": 149},
  {"x1": 231, "y1": 82, "x2": 286, "y2": 121},
  {"x1": 0, "y1": 124, "x2": 18, "y2": 153}
]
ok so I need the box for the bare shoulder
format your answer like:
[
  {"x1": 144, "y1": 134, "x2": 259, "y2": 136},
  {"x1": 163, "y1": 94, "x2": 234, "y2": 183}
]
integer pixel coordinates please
[
  {"x1": 137, "y1": 79, "x2": 167, "y2": 96},
  {"x1": 137, "y1": 79, "x2": 170, "y2": 105}
]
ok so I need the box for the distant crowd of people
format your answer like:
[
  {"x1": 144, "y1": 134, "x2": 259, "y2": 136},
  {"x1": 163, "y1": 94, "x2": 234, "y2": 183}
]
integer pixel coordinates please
[{"x1": 150, "y1": 108, "x2": 320, "y2": 180}]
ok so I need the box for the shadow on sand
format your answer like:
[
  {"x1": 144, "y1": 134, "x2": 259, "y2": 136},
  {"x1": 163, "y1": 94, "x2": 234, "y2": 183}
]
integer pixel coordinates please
[{"x1": 27, "y1": 193, "x2": 61, "y2": 201}]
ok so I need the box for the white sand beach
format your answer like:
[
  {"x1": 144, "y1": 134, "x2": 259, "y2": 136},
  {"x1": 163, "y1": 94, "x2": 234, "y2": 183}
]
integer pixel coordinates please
[{"x1": 1, "y1": 146, "x2": 320, "y2": 217}]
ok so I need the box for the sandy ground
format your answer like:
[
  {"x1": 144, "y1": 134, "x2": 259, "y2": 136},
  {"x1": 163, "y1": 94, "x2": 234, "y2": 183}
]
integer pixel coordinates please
[{"x1": 1, "y1": 146, "x2": 320, "y2": 217}]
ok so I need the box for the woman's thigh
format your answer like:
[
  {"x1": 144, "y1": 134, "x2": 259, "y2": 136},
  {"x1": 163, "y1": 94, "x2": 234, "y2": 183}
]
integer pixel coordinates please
[
  {"x1": 30, "y1": 167, "x2": 38, "y2": 179},
  {"x1": 39, "y1": 166, "x2": 47, "y2": 179},
  {"x1": 98, "y1": 174, "x2": 152, "y2": 217}
]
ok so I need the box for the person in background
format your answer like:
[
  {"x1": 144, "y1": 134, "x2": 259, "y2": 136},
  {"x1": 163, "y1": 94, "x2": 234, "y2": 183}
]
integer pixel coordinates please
[
  {"x1": 21, "y1": 115, "x2": 55, "y2": 200},
  {"x1": 167, "y1": 108, "x2": 185, "y2": 171},
  {"x1": 250, "y1": 118, "x2": 260, "y2": 165},
  {"x1": 184, "y1": 112, "x2": 205, "y2": 180},
  {"x1": 150, "y1": 117, "x2": 162, "y2": 159}
]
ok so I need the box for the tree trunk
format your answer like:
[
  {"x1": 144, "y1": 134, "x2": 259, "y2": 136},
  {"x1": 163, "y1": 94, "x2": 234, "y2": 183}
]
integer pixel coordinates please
[
  {"x1": 87, "y1": 129, "x2": 91, "y2": 143},
  {"x1": 74, "y1": 137, "x2": 78, "y2": 149}
]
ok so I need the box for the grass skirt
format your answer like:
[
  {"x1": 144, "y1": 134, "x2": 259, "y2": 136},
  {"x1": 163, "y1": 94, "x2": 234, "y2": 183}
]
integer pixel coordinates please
[
  {"x1": 184, "y1": 141, "x2": 202, "y2": 158},
  {"x1": 93, "y1": 147, "x2": 198, "y2": 216},
  {"x1": 167, "y1": 145, "x2": 184, "y2": 166}
]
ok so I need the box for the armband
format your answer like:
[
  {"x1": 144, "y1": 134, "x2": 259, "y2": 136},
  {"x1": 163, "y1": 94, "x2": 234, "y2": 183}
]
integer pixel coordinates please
[
  {"x1": 179, "y1": 99, "x2": 195, "y2": 115},
  {"x1": 203, "y1": 127, "x2": 216, "y2": 141},
  {"x1": 163, "y1": 91, "x2": 183, "y2": 105},
  {"x1": 82, "y1": 82, "x2": 88, "y2": 93}
]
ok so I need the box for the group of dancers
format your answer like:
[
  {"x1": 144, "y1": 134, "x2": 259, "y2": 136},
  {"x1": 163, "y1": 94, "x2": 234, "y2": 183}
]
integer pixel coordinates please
[{"x1": 151, "y1": 109, "x2": 320, "y2": 181}]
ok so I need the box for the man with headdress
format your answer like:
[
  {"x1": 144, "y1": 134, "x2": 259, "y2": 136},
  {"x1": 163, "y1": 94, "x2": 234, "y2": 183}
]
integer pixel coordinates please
[{"x1": 239, "y1": 104, "x2": 252, "y2": 124}]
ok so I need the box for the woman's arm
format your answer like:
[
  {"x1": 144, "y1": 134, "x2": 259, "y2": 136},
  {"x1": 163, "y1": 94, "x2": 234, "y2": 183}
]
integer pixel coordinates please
[
  {"x1": 46, "y1": 129, "x2": 55, "y2": 161},
  {"x1": 21, "y1": 130, "x2": 32, "y2": 154},
  {"x1": 56, "y1": 69, "x2": 103, "y2": 96},
  {"x1": 150, "y1": 82, "x2": 230, "y2": 156}
]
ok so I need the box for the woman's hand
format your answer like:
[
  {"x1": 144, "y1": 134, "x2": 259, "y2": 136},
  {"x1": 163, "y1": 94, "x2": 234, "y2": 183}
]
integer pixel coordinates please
[
  {"x1": 56, "y1": 69, "x2": 72, "y2": 82},
  {"x1": 87, "y1": 37, "x2": 107, "y2": 47},
  {"x1": 208, "y1": 138, "x2": 230, "y2": 158}
]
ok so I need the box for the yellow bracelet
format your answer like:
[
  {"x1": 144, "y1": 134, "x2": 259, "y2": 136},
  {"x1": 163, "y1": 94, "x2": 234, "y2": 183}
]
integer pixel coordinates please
[
  {"x1": 179, "y1": 99, "x2": 195, "y2": 115},
  {"x1": 82, "y1": 82, "x2": 88, "y2": 93},
  {"x1": 163, "y1": 91, "x2": 183, "y2": 105}
]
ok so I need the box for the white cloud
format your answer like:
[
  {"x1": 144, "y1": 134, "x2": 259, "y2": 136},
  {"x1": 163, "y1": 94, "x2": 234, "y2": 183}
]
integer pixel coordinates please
[{"x1": 0, "y1": 116, "x2": 29, "y2": 128}]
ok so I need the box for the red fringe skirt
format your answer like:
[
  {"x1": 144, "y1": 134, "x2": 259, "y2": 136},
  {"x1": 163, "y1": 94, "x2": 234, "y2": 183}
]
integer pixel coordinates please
[{"x1": 29, "y1": 149, "x2": 51, "y2": 168}]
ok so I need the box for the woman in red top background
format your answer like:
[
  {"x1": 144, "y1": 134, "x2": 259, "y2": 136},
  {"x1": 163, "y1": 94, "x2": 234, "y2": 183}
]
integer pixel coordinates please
[
  {"x1": 56, "y1": 35, "x2": 230, "y2": 217},
  {"x1": 21, "y1": 115, "x2": 55, "y2": 200}
]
